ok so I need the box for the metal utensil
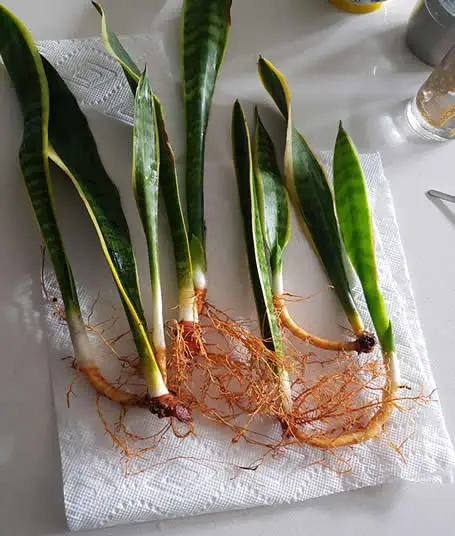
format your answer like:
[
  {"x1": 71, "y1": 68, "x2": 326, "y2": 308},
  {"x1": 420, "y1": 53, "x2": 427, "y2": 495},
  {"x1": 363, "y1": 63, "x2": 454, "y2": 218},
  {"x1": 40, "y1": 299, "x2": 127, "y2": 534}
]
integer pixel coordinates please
[{"x1": 427, "y1": 189, "x2": 455, "y2": 203}]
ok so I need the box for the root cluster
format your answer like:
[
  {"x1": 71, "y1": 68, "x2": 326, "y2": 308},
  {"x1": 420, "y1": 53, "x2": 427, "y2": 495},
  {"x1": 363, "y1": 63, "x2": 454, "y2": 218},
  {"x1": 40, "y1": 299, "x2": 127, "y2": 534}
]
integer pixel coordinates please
[
  {"x1": 168, "y1": 302, "x2": 415, "y2": 450},
  {"x1": 42, "y1": 259, "x2": 429, "y2": 466}
]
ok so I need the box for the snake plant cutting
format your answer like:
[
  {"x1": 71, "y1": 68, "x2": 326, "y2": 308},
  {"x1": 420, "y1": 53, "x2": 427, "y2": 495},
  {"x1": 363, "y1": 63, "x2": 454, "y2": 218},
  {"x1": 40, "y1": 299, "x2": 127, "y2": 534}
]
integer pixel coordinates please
[
  {"x1": 94, "y1": 0, "x2": 233, "y2": 314},
  {"x1": 232, "y1": 102, "x2": 293, "y2": 414},
  {"x1": 181, "y1": 0, "x2": 233, "y2": 306},
  {"x1": 333, "y1": 122, "x2": 400, "y2": 439},
  {"x1": 133, "y1": 69, "x2": 168, "y2": 382},
  {"x1": 233, "y1": 99, "x2": 399, "y2": 447},
  {"x1": 93, "y1": 0, "x2": 234, "y2": 365},
  {"x1": 257, "y1": 56, "x2": 376, "y2": 354},
  {"x1": 0, "y1": 4, "x2": 190, "y2": 422},
  {"x1": 93, "y1": 2, "x2": 199, "y2": 342}
]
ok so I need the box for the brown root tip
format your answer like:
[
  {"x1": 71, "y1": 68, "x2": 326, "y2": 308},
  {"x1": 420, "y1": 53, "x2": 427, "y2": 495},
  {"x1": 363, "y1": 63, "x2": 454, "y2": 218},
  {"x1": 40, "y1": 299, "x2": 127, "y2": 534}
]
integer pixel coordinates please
[
  {"x1": 357, "y1": 331, "x2": 376, "y2": 353},
  {"x1": 195, "y1": 287, "x2": 207, "y2": 315},
  {"x1": 148, "y1": 393, "x2": 192, "y2": 423}
]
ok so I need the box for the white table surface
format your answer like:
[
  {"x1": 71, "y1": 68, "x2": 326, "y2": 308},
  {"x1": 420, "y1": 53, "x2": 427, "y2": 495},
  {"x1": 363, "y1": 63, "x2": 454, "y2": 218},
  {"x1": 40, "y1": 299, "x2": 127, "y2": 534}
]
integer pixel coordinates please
[{"x1": 0, "y1": 0, "x2": 454, "y2": 535}]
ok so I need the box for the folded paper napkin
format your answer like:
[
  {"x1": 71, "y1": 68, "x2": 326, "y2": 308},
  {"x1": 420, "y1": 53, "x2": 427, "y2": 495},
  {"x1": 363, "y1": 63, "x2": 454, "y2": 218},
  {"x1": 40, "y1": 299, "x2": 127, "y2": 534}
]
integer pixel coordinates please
[{"x1": 37, "y1": 34, "x2": 455, "y2": 533}]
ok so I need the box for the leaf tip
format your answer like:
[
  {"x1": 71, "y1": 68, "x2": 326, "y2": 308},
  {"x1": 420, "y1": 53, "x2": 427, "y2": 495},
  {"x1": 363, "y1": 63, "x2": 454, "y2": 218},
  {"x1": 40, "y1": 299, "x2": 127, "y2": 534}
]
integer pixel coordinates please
[
  {"x1": 257, "y1": 56, "x2": 268, "y2": 72},
  {"x1": 232, "y1": 100, "x2": 248, "y2": 130},
  {"x1": 232, "y1": 100, "x2": 241, "y2": 125},
  {"x1": 92, "y1": 1, "x2": 102, "y2": 15},
  {"x1": 337, "y1": 121, "x2": 350, "y2": 140},
  {"x1": 254, "y1": 107, "x2": 265, "y2": 132},
  {"x1": 335, "y1": 120, "x2": 347, "y2": 145},
  {"x1": 136, "y1": 66, "x2": 152, "y2": 100},
  {"x1": 225, "y1": 0, "x2": 233, "y2": 26}
]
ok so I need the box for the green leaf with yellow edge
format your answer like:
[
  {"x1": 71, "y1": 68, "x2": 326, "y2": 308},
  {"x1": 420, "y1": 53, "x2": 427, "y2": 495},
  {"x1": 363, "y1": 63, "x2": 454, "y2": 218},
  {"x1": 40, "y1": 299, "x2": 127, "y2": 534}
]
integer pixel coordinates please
[
  {"x1": 154, "y1": 99, "x2": 194, "y2": 319},
  {"x1": 182, "y1": 0, "x2": 233, "y2": 280},
  {"x1": 0, "y1": 4, "x2": 83, "y2": 340},
  {"x1": 232, "y1": 102, "x2": 279, "y2": 353},
  {"x1": 43, "y1": 57, "x2": 166, "y2": 395},
  {"x1": 133, "y1": 69, "x2": 169, "y2": 375},
  {"x1": 257, "y1": 56, "x2": 364, "y2": 335},
  {"x1": 253, "y1": 108, "x2": 291, "y2": 278},
  {"x1": 0, "y1": 3, "x2": 167, "y2": 399},
  {"x1": 333, "y1": 122, "x2": 393, "y2": 352},
  {"x1": 93, "y1": 3, "x2": 194, "y2": 315},
  {"x1": 92, "y1": 1, "x2": 140, "y2": 93},
  {"x1": 232, "y1": 101, "x2": 292, "y2": 410}
]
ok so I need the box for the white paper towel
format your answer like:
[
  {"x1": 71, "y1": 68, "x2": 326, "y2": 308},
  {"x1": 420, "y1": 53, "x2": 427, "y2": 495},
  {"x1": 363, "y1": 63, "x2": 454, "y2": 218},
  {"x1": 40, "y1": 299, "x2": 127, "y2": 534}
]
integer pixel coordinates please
[{"x1": 37, "y1": 33, "x2": 455, "y2": 532}]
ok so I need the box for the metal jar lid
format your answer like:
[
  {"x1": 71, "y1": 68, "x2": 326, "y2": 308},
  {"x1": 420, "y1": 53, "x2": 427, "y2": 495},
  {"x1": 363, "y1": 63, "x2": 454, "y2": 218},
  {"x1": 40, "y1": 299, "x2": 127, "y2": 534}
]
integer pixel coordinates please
[{"x1": 406, "y1": 0, "x2": 455, "y2": 66}]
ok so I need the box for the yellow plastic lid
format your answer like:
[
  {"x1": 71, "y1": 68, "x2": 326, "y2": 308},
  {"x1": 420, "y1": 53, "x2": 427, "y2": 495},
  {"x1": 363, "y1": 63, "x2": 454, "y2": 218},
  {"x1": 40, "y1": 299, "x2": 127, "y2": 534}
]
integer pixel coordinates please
[{"x1": 329, "y1": 0, "x2": 384, "y2": 13}]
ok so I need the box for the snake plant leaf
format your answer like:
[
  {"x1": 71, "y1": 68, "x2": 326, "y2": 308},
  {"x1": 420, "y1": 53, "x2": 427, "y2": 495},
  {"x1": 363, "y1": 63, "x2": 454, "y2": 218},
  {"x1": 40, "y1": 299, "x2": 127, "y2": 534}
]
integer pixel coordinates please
[
  {"x1": 0, "y1": 5, "x2": 82, "y2": 330},
  {"x1": 133, "y1": 69, "x2": 160, "y2": 277},
  {"x1": 154, "y1": 99, "x2": 194, "y2": 312},
  {"x1": 257, "y1": 56, "x2": 363, "y2": 334},
  {"x1": 0, "y1": 4, "x2": 167, "y2": 406},
  {"x1": 333, "y1": 122, "x2": 393, "y2": 351},
  {"x1": 253, "y1": 108, "x2": 291, "y2": 275},
  {"x1": 43, "y1": 57, "x2": 144, "y2": 322},
  {"x1": 92, "y1": 1, "x2": 140, "y2": 93},
  {"x1": 133, "y1": 69, "x2": 169, "y2": 375},
  {"x1": 42, "y1": 56, "x2": 165, "y2": 392},
  {"x1": 233, "y1": 102, "x2": 291, "y2": 410},
  {"x1": 232, "y1": 101, "x2": 282, "y2": 356},
  {"x1": 182, "y1": 0, "x2": 233, "y2": 279},
  {"x1": 93, "y1": 7, "x2": 195, "y2": 318}
]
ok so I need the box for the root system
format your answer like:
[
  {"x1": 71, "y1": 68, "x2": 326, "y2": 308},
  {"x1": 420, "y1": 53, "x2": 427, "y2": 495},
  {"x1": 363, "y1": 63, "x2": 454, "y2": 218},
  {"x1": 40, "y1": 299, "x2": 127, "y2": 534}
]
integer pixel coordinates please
[{"x1": 42, "y1": 257, "x2": 428, "y2": 464}]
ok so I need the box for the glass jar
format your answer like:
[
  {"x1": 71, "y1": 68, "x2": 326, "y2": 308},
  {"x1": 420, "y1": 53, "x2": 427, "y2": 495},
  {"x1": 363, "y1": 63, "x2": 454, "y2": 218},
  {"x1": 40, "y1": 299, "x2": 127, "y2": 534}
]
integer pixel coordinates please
[{"x1": 406, "y1": 45, "x2": 455, "y2": 140}]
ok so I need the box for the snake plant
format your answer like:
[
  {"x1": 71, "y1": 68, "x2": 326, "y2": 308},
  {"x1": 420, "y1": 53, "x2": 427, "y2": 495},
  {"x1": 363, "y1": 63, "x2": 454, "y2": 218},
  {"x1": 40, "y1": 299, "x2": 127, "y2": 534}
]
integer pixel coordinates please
[
  {"x1": 333, "y1": 122, "x2": 398, "y2": 373},
  {"x1": 182, "y1": 0, "x2": 232, "y2": 299},
  {"x1": 0, "y1": 4, "x2": 190, "y2": 421},
  {"x1": 94, "y1": 0, "x2": 232, "y2": 314},
  {"x1": 257, "y1": 56, "x2": 375, "y2": 354},
  {"x1": 232, "y1": 101, "x2": 292, "y2": 412},
  {"x1": 94, "y1": 1, "x2": 196, "y2": 329},
  {"x1": 253, "y1": 107, "x2": 371, "y2": 353},
  {"x1": 255, "y1": 58, "x2": 398, "y2": 445},
  {"x1": 133, "y1": 69, "x2": 168, "y2": 382}
]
